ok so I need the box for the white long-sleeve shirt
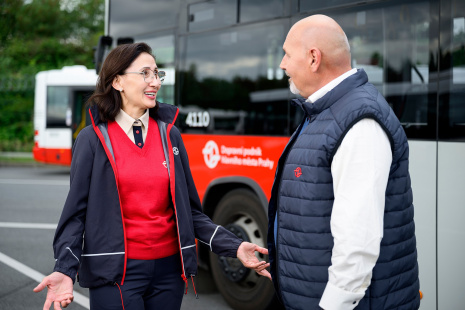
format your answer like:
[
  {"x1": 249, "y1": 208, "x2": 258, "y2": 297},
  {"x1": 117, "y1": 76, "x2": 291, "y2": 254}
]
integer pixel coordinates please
[{"x1": 305, "y1": 69, "x2": 392, "y2": 310}]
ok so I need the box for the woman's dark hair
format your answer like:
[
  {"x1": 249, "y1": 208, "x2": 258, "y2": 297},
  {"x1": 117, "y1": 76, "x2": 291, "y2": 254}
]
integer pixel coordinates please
[{"x1": 87, "y1": 42, "x2": 156, "y2": 122}]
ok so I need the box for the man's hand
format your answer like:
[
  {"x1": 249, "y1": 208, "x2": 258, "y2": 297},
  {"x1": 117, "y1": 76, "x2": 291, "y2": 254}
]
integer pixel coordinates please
[
  {"x1": 236, "y1": 241, "x2": 272, "y2": 280},
  {"x1": 33, "y1": 271, "x2": 74, "y2": 310}
]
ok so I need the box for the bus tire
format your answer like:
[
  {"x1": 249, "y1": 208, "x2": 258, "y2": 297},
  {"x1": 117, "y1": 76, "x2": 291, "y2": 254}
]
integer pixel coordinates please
[{"x1": 209, "y1": 188, "x2": 283, "y2": 310}]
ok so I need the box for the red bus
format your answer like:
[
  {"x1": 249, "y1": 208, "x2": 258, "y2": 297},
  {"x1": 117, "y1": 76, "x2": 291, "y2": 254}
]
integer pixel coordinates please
[{"x1": 34, "y1": 0, "x2": 465, "y2": 309}]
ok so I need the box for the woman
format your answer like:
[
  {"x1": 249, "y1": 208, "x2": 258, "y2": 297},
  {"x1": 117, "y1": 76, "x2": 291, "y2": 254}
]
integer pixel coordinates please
[{"x1": 33, "y1": 42, "x2": 270, "y2": 310}]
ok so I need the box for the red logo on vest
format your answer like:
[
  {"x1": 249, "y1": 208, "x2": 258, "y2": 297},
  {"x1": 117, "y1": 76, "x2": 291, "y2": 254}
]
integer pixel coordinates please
[{"x1": 294, "y1": 167, "x2": 302, "y2": 178}]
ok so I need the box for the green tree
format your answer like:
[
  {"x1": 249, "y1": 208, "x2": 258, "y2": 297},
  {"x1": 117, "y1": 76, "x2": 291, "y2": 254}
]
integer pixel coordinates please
[{"x1": 0, "y1": 0, "x2": 104, "y2": 152}]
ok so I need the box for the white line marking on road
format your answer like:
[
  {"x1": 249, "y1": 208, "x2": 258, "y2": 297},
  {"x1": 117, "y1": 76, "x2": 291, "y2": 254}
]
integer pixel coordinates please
[
  {"x1": 0, "y1": 179, "x2": 69, "y2": 186},
  {"x1": 0, "y1": 222, "x2": 57, "y2": 229},
  {"x1": 0, "y1": 251, "x2": 90, "y2": 309}
]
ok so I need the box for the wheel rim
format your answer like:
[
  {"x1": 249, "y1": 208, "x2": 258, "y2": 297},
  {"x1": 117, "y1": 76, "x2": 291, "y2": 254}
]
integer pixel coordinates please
[{"x1": 217, "y1": 213, "x2": 266, "y2": 287}]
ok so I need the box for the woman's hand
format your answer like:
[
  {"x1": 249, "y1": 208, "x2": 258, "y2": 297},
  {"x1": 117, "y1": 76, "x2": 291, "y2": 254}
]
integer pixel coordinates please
[
  {"x1": 236, "y1": 241, "x2": 272, "y2": 280},
  {"x1": 33, "y1": 271, "x2": 74, "y2": 310}
]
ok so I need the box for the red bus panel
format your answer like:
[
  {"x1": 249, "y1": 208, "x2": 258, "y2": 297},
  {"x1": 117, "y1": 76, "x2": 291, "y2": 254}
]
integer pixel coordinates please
[{"x1": 181, "y1": 134, "x2": 289, "y2": 202}]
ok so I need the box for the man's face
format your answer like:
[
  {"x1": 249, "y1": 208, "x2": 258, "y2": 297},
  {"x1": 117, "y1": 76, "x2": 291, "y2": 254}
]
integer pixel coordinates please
[{"x1": 280, "y1": 33, "x2": 308, "y2": 97}]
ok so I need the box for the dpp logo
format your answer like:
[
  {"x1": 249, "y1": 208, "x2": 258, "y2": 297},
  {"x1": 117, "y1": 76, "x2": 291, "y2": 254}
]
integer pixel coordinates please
[
  {"x1": 294, "y1": 167, "x2": 302, "y2": 178},
  {"x1": 202, "y1": 140, "x2": 221, "y2": 169}
]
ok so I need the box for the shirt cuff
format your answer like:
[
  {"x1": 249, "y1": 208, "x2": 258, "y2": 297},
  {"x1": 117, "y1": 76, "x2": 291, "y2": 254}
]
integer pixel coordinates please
[{"x1": 319, "y1": 282, "x2": 365, "y2": 310}]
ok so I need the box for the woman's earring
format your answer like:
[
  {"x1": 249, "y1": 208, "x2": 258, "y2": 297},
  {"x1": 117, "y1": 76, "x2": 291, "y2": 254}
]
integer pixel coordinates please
[{"x1": 120, "y1": 89, "x2": 123, "y2": 92}]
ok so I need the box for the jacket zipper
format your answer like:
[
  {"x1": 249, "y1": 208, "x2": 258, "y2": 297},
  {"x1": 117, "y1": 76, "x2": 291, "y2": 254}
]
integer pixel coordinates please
[
  {"x1": 162, "y1": 110, "x2": 190, "y2": 292},
  {"x1": 91, "y1": 107, "x2": 187, "y2": 289},
  {"x1": 275, "y1": 115, "x2": 312, "y2": 299},
  {"x1": 89, "y1": 110, "x2": 128, "y2": 285}
]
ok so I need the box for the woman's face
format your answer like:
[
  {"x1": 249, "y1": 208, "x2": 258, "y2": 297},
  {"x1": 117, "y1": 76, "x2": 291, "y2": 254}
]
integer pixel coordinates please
[{"x1": 114, "y1": 52, "x2": 161, "y2": 118}]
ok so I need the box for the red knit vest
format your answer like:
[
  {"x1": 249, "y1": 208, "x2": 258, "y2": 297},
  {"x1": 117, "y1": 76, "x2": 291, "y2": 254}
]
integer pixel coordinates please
[{"x1": 108, "y1": 118, "x2": 178, "y2": 260}]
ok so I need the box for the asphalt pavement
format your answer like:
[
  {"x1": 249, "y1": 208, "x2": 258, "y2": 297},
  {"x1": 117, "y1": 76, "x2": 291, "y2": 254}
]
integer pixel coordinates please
[{"x1": 0, "y1": 164, "x2": 232, "y2": 310}]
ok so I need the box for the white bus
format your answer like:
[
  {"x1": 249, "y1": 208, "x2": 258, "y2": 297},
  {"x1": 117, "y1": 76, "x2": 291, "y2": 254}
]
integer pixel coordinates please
[
  {"x1": 33, "y1": 66, "x2": 98, "y2": 165},
  {"x1": 32, "y1": 65, "x2": 175, "y2": 165}
]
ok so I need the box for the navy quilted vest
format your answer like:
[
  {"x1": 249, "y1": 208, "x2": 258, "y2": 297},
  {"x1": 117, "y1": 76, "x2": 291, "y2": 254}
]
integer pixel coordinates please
[{"x1": 267, "y1": 69, "x2": 420, "y2": 310}]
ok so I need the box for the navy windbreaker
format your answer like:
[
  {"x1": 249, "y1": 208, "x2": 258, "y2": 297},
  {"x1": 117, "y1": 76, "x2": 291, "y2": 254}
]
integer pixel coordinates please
[{"x1": 52, "y1": 102, "x2": 242, "y2": 288}]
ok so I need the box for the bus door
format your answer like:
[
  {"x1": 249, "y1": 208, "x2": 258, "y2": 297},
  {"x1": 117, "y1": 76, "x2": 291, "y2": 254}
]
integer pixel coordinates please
[{"x1": 70, "y1": 87, "x2": 94, "y2": 144}]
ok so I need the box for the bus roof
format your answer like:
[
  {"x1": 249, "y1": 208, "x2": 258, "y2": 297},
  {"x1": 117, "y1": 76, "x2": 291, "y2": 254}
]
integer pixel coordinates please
[{"x1": 35, "y1": 65, "x2": 98, "y2": 86}]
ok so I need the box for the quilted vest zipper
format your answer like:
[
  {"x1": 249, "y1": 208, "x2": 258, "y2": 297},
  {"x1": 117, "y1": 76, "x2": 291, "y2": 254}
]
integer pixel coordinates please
[{"x1": 275, "y1": 115, "x2": 311, "y2": 299}]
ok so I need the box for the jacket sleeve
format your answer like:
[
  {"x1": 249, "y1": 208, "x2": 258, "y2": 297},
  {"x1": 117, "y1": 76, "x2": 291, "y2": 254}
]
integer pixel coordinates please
[
  {"x1": 52, "y1": 129, "x2": 94, "y2": 282},
  {"x1": 175, "y1": 131, "x2": 243, "y2": 258}
]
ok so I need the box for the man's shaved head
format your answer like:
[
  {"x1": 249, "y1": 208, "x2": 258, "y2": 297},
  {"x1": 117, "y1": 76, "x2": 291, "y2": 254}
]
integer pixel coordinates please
[
  {"x1": 293, "y1": 15, "x2": 351, "y2": 69},
  {"x1": 280, "y1": 15, "x2": 352, "y2": 98}
]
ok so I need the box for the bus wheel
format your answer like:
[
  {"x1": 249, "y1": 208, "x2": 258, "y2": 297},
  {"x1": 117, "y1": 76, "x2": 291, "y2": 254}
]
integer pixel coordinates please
[{"x1": 210, "y1": 189, "x2": 281, "y2": 310}]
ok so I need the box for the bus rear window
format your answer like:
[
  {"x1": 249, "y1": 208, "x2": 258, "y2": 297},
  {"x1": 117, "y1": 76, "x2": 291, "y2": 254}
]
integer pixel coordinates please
[{"x1": 46, "y1": 86, "x2": 69, "y2": 128}]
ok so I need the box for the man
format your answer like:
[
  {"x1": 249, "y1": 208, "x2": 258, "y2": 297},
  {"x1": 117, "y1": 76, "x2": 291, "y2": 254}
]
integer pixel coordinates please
[{"x1": 266, "y1": 15, "x2": 420, "y2": 309}]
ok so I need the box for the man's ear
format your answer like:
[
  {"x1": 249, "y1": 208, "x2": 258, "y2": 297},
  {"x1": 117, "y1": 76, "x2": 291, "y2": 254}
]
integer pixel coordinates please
[
  {"x1": 308, "y1": 47, "x2": 321, "y2": 72},
  {"x1": 112, "y1": 76, "x2": 122, "y2": 92}
]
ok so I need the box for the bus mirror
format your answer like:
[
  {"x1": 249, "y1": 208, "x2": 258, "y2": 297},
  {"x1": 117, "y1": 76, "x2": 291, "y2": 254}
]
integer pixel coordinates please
[
  {"x1": 117, "y1": 37, "x2": 134, "y2": 45},
  {"x1": 94, "y1": 36, "x2": 113, "y2": 75}
]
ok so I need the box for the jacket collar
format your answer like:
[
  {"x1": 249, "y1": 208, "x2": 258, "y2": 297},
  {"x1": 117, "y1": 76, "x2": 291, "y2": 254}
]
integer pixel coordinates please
[
  {"x1": 90, "y1": 101, "x2": 179, "y2": 126},
  {"x1": 292, "y1": 69, "x2": 369, "y2": 116},
  {"x1": 151, "y1": 101, "x2": 178, "y2": 125}
]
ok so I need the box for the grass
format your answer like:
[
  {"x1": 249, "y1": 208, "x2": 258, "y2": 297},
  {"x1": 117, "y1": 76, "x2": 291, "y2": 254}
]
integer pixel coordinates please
[{"x1": 0, "y1": 155, "x2": 40, "y2": 166}]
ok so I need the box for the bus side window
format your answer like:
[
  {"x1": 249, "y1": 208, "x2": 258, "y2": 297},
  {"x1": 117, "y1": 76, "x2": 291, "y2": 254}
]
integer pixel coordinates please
[
  {"x1": 179, "y1": 20, "x2": 291, "y2": 136},
  {"x1": 326, "y1": 2, "x2": 434, "y2": 140},
  {"x1": 439, "y1": 12, "x2": 465, "y2": 141}
]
